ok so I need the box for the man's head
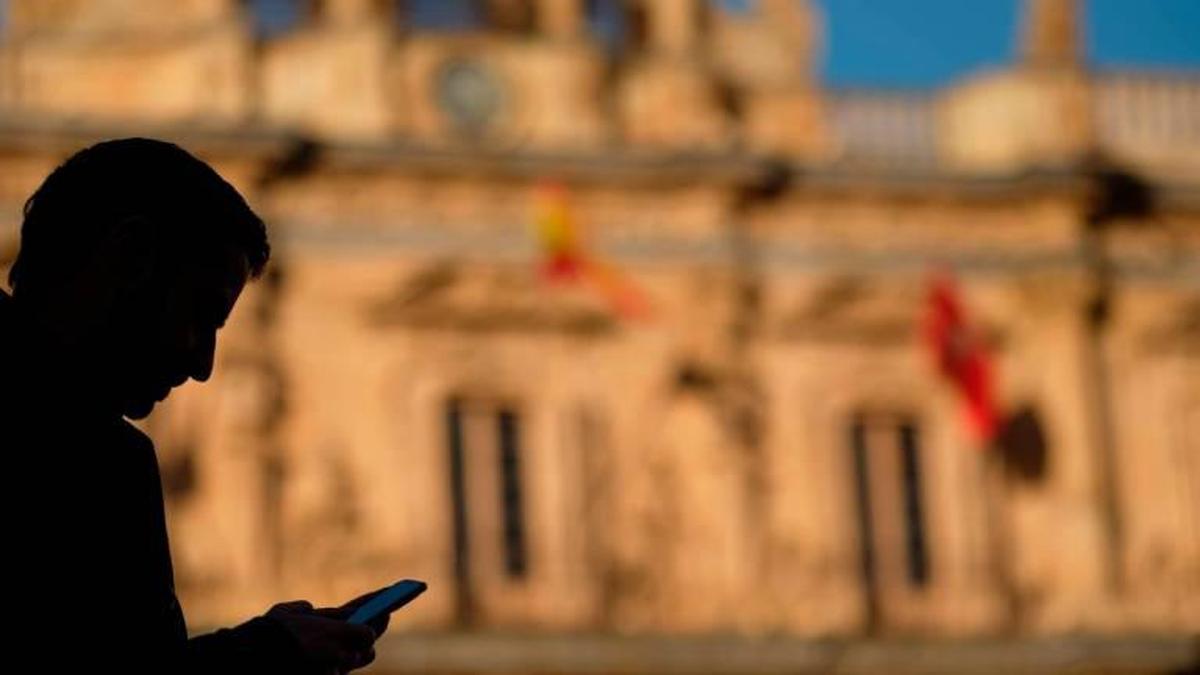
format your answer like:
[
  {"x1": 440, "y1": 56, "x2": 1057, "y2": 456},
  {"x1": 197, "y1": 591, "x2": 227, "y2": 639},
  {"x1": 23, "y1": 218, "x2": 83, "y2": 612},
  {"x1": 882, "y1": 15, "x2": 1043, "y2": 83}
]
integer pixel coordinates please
[{"x1": 8, "y1": 138, "x2": 269, "y2": 419}]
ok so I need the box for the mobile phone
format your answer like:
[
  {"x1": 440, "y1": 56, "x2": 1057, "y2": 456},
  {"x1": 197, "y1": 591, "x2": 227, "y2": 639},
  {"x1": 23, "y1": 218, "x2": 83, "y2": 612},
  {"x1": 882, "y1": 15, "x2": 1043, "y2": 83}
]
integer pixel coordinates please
[{"x1": 347, "y1": 579, "x2": 428, "y2": 625}]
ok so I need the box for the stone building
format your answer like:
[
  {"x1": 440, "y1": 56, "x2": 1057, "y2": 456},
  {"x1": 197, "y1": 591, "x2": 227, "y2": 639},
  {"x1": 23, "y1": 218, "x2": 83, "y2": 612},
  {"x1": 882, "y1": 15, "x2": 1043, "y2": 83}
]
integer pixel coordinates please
[{"x1": 0, "y1": 0, "x2": 1197, "y2": 672}]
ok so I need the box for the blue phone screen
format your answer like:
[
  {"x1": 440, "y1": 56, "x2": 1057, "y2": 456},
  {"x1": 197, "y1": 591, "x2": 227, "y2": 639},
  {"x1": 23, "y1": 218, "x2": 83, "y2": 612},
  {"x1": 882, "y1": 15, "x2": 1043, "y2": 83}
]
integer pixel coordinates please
[{"x1": 347, "y1": 579, "x2": 427, "y2": 625}]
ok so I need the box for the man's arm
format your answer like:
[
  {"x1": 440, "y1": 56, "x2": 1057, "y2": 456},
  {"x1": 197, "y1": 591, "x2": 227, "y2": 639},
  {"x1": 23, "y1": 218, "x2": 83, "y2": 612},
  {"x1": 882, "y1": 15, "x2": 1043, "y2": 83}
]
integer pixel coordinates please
[
  {"x1": 183, "y1": 601, "x2": 378, "y2": 675},
  {"x1": 184, "y1": 613, "x2": 309, "y2": 674}
]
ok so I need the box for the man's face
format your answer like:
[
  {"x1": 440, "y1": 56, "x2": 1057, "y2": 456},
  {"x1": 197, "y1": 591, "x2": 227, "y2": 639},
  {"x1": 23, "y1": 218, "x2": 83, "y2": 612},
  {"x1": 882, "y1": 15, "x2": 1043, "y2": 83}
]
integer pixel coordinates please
[{"x1": 115, "y1": 243, "x2": 249, "y2": 419}]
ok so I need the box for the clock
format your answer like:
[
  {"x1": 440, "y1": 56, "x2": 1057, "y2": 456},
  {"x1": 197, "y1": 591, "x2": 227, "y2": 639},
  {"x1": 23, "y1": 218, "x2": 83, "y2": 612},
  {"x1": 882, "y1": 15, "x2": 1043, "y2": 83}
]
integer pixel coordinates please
[{"x1": 434, "y1": 58, "x2": 506, "y2": 138}]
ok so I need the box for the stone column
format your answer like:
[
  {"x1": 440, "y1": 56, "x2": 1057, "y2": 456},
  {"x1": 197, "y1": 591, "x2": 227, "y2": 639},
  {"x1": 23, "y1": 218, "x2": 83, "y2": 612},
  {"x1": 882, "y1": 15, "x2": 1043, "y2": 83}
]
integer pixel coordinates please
[
  {"x1": 537, "y1": 0, "x2": 584, "y2": 40},
  {"x1": 1014, "y1": 271, "x2": 1119, "y2": 630},
  {"x1": 646, "y1": 0, "x2": 700, "y2": 56},
  {"x1": 8, "y1": 0, "x2": 239, "y2": 34}
]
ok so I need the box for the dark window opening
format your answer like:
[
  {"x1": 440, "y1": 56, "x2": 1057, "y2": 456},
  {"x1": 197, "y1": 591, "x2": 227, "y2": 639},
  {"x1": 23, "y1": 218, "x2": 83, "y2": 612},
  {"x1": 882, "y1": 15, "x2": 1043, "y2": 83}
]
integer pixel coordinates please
[
  {"x1": 445, "y1": 398, "x2": 473, "y2": 620},
  {"x1": 244, "y1": 0, "x2": 307, "y2": 38},
  {"x1": 849, "y1": 417, "x2": 880, "y2": 629},
  {"x1": 484, "y1": 0, "x2": 538, "y2": 34},
  {"x1": 497, "y1": 409, "x2": 527, "y2": 578},
  {"x1": 586, "y1": 0, "x2": 625, "y2": 52},
  {"x1": 849, "y1": 412, "x2": 932, "y2": 600},
  {"x1": 403, "y1": 0, "x2": 485, "y2": 31},
  {"x1": 899, "y1": 422, "x2": 929, "y2": 587},
  {"x1": 401, "y1": 0, "x2": 539, "y2": 33},
  {"x1": 445, "y1": 397, "x2": 530, "y2": 603}
]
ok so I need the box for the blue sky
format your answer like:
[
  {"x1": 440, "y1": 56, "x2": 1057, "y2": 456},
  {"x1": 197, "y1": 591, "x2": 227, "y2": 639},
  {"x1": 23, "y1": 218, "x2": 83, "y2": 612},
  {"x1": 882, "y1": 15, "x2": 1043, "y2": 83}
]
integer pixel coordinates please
[
  {"x1": 243, "y1": 0, "x2": 1200, "y2": 89},
  {"x1": 816, "y1": 0, "x2": 1200, "y2": 88}
]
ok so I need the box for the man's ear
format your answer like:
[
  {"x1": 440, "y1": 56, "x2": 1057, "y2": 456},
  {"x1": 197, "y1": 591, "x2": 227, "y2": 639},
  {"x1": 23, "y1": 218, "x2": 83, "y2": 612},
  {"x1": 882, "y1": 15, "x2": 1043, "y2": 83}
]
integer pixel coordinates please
[{"x1": 35, "y1": 217, "x2": 162, "y2": 346}]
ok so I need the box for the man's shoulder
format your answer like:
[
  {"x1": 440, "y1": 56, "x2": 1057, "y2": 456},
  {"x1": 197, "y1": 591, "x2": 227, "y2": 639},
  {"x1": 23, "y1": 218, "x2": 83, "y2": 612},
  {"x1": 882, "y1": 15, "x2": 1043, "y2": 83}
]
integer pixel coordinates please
[{"x1": 0, "y1": 397, "x2": 157, "y2": 474}]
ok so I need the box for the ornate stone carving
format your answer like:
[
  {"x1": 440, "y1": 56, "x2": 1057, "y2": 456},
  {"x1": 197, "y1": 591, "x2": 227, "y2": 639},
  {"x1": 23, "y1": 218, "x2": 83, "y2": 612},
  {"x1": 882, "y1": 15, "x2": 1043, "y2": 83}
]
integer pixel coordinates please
[{"x1": 367, "y1": 261, "x2": 617, "y2": 335}]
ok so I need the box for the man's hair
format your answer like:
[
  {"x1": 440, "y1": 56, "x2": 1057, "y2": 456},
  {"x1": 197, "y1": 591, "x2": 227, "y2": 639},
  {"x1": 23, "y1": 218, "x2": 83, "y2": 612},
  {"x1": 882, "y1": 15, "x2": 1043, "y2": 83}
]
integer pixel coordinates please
[{"x1": 9, "y1": 138, "x2": 269, "y2": 299}]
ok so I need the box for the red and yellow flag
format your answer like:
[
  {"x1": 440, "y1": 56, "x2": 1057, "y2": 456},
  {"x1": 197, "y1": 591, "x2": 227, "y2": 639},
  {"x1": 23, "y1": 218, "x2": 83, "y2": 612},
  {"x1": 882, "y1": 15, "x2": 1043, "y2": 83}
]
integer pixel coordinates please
[{"x1": 532, "y1": 181, "x2": 651, "y2": 319}]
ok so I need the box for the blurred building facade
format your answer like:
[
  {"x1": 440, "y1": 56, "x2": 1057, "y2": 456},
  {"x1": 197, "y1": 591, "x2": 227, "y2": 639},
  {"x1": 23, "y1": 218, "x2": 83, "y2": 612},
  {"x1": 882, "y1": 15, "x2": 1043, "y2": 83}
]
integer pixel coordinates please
[{"x1": 0, "y1": 0, "x2": 1197, "y2": 672}]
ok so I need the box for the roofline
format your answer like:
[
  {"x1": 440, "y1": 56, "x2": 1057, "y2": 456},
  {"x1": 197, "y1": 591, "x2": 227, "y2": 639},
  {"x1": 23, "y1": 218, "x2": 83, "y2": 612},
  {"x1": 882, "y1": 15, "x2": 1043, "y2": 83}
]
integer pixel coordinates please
[{"x1": 0, "y1": 116, "x2": 1197, "y2": 210}]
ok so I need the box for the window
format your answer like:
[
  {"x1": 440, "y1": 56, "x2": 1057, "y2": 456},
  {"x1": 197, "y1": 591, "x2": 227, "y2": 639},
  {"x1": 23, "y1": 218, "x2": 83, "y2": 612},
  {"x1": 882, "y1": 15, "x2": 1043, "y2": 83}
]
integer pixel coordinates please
[
  {"x1": 849, "y1": 420, "x2": 878, "y2": 612},
  {"x1": 849, "y1": 412, "x2": 931, "y2": 601},
  {"x1": 244, "y1": 0, "x2": 307, "y2": 37},
  {"x1": 497, "y1": 409, "x2": 527, "y2": 577},
  {"x1": 404, "y1": 0, "x2": 484, "y2": 31},
  {"x1": 445, "y1": 398, "x2": 472, "y2": 617},
  {"x1": 585, "y1": 0, "x2": 647, "y2": 55},
  {"x1": 401, "y1": 0, "x2": 540, "y2": 34},
  {"x1": 445, "y1": 396, "x2": 530, "y2": 617},
  {"x1": 586, "y1": 0, "x2": 624, "y2": 51},
  {"x1": 897, "y1": 421, "x2": 929, "y2": 586}
]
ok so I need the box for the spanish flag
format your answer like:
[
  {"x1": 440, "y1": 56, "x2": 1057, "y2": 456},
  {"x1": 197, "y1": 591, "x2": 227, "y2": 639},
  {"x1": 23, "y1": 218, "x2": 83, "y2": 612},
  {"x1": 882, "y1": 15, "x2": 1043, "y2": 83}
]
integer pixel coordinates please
[{"x1": 533, "y1": 181, "x2": 651, "y2": 319}]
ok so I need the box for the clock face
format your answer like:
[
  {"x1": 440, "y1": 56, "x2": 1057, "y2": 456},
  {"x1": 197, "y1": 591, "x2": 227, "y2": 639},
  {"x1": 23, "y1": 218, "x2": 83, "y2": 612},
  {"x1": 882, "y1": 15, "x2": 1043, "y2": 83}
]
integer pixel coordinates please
[{"x1": 435, "y1": 58, "x2": 506, "y2": 137}]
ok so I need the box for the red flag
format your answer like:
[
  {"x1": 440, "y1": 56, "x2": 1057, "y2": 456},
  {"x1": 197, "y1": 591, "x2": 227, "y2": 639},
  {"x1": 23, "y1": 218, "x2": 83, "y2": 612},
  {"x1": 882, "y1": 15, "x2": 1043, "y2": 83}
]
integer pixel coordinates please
[{"x1": 923, "y1": 272, "x2": 1000, "y2": 444}]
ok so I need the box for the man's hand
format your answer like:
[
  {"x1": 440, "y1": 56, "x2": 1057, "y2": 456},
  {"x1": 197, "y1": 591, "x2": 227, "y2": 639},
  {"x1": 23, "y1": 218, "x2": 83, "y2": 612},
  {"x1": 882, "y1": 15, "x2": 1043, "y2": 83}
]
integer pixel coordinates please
[
  {"x1": 317, "y1": 588, "x2": 393, "y2": 639},
  {"x1": 266, "y1": 600, "x2": 378, "y2": 674}
]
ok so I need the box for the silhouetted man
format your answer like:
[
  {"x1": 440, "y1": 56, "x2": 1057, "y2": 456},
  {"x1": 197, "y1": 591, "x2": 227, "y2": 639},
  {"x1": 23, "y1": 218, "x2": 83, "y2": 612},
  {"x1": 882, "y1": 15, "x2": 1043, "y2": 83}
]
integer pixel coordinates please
[{"x1": 0, "y1": 139, "x2": 385, "y2": 673}]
